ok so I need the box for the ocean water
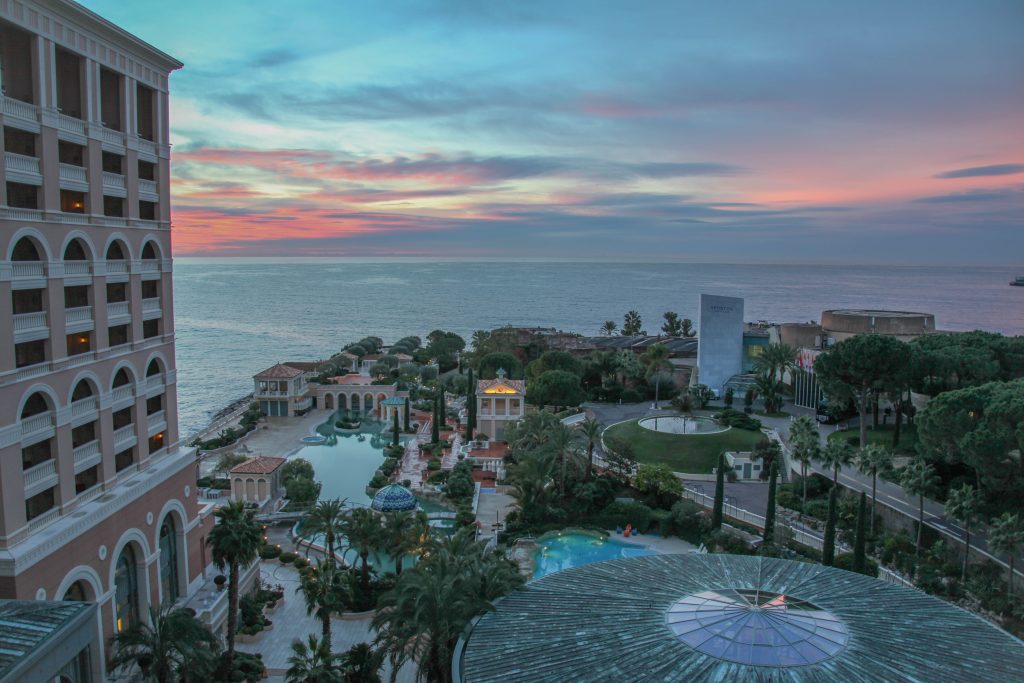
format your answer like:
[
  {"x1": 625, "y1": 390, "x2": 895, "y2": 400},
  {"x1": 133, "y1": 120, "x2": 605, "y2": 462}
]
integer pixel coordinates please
[{"x1": 172, "y1": 259, "x2": 1024, "y2": 437}]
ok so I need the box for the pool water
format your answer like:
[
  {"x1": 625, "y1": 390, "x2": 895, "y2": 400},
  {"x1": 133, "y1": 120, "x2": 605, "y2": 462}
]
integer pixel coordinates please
[{"x1": 532, "y1": 532, "x2": 656, "y2": 578}]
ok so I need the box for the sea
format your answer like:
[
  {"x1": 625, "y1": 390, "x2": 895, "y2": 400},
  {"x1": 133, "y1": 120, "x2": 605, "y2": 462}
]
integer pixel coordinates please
[{"x1": 172, "y1": 259, "x2": 1024, "y2": 438}]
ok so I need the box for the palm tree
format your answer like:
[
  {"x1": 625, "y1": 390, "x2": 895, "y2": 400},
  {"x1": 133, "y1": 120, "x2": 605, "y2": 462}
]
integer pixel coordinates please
[
  {"x1": 508, "y1": 454, "x2": 554, "y2": 526},
  {"x1": 341, "y1": 643, "x2": 385, "y2": 683},
  {"x1": 753, "y1": 343, "x2": 797, "y2": 381},
  {"x1": 600, "y1": 320, "x2": 617, "y2": 336},
  {"x1": 577, "y1": 417, "x2": 603, "y2": 481},
  {"x1": 286, "y1": 635, "x2": 344, "y2": 683},
  {"x1": 110, "y1": 606, "x2": 220, "y2": 683},
  {"x1": 304, "y1": 498, "x2": 348, "y2": 561},
  {"x1": 787, "y1": 416, "x2": 820, "y2": 510},
  {"x1": 381, "y1": 510, "x2": 427, "y2": 576},
  {"x1": 754, "y1": 371, "x2": 785, "y2": 414},
  {"x1": 207, "y1": 500, "x2": 262, "y2": 673},
  {"x1": 341, "y1": 507, "x2": 382, "y2": 592},
  {"x1": 817, "y1": 438, "x2": 854, "y2": 486},
  {"x1": 945, "y1": 484, "x2": 983, "y2": 581},
  {"x1": 642, "y1": 343, "x2": 671, "y2": 408},
  {"x1": 299, "y1": 559, "x2": 351, "y2": 643},
  {"x1": 988, "y1": 513, "x2": 1024, "y2": 596},
  {"x1": 622, "y1": 310, "x2": 643, "y2": 336},
  {"x1": 547, "y1": 421, "x2": 581, "y2": 497},
  {"x1": 899, "y1": 457, "x2": 940, "y2": 556},
  {"x1": 855, "y1": 444, "x2": 892, "y2": 534},
  {"x1": 373, "y1": 529, "x2": 523, "y2": 683}
]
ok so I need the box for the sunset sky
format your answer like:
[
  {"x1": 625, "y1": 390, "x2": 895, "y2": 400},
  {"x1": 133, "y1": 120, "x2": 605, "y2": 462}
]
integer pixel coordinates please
[{"x1": 83, "y1": 0, "x2": 1023, "y2": 262}]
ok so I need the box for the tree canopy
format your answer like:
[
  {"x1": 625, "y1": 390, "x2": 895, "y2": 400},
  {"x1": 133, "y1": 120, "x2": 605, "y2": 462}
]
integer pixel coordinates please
[
  {"x1": 477, "y1": 351, "x2": 524, "y2": 379},
  {"x1": 527, "y1": 370, "x2": 586, "y2": 408}
]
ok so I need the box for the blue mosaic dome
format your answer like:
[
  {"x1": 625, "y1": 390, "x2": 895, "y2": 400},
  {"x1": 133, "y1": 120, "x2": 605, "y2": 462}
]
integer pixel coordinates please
[{"x1": 371, "y1": 484, "x2": 417, "y2": 512}]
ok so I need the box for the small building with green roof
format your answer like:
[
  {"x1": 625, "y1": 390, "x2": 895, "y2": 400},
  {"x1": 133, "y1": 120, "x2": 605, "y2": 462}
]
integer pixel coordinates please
[{"x1": 0, "y1": 600, "x2": 100, "y2": 683}]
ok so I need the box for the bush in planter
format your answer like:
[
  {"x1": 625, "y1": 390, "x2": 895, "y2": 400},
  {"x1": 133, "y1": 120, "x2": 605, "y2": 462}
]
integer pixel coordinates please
[
  {"x1": 427, "y1": 459, "x2": 441, "y2": 471},
  {"x1": 213, "y1": 574, "x2": 227, "y2": 589},
  {"x1": 279, "y1": 551, "x2": 297, "y2": 564},
  {"x1": 259, "y1": 544, "x2": 281, "y2": 560},
  {"x1": 402, "y1": 479, "x2": 412, "y2": 487},
  {"x1": 368, "y1": 471, "x2": 389, "y2": 489},
  {"x1": 292, "y1": 556, "x2": 309, "y2": 569}
]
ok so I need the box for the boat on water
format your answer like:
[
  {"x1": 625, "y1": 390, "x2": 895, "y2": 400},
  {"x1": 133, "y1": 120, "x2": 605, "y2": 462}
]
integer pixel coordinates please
[{"x1": 1011, "y1": 276, "x2": 1024, "y2": 287}]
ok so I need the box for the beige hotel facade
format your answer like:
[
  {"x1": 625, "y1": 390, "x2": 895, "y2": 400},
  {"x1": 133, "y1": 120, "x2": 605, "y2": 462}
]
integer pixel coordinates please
[{"x1": 0, "y1": 0, "x2": 214, "y2": 675}]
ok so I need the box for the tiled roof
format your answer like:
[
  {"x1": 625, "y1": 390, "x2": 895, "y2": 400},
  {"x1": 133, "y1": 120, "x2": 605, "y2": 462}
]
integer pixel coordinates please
[
  {"x1": 477, "y1": 378, "x2": 526, "y2": 395},
  {"x1": 284, "y1": 361, "x2": 319, "y2": 371},
  {"x1": 458, "y1": 554, "x2": 1024, "y2": 682},
  {"x1": 230, "y1": 456, "x2": 287, "y2": 475},
  {"x1": 381, "y1": 397, "x2": 407, "y2": 406},
  {"x1": 0, "y1": 600, "x2": 92, "y2": 677},
  {"x1": 254, "y1": 363, "x2": 304, "y2": 380}
]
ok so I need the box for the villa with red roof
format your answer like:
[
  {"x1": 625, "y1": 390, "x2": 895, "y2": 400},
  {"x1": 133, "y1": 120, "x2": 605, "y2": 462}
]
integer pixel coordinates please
[{"x1": 229, "y1": 456, "x2": 287, "y2": 510}]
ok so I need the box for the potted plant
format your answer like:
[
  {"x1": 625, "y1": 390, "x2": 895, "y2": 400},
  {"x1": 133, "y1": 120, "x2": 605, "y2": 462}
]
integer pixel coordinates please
[{"x1": 214, "y1": 574, "x2": 226, "y2": 591}]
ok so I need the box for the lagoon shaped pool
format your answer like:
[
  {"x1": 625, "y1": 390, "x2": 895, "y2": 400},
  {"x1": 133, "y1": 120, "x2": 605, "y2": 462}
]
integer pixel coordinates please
[
  {"x1": 532, "y1": 532, "x2": 655, "y2": 579},
  {"x1": 638, "y1": 415, "x2": 727, "y2": 435}
]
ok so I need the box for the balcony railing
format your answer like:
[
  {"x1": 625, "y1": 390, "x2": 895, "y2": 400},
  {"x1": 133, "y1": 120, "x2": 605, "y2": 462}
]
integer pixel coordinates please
[
  {"x1": 11, "y1": 262, "x2": 45, "y2": 278},
  {"x1": 24, "y1": 458, "x2": 57, "y2": 489},
  {"x1": 71, "y1": 397, "x2": 98, "y2": 420},
  {"x1": 76, "y1": 484, "x2": 104, "y2": 505},
  {"x1": 137, "y1": 139, "x2": 157, "y2": 156},
  {"x1": 13, "y1": 311, "x2": 47, "y2": 333},
  {"x1": 113, "y1": 424, "x2": 137, "y2": 448},
  {"x1": 139, "y1": 179, "x2": 158, "y2": 196},
  {"x1": 142, "y1": 298, "x2": 161, "y2": 315},
  {"x1": 59, "y1": 163, "x2": 88, "y2": 184},
  {"x1": 148, "y1": 410, "x2": 166, "y2": 431},
  {"x1": 5, "y1": 151, "x2": 41, "y2": 175},
  {"x1": 73, "y1": 440, "x2": 101, "y2": 472},
  {"x1": 146, "y1": 374, "x2": 165, "y2": 391},
  {"x1": 2, "y1": 95, "x2": 39, "y2": 121},
  {"x1": 101, "y1": 126, "x2": 125, "y2": 146},
  {"x1": 111, "y1": 386, "x2": 134, "y2": 406},
  {"x1": 65, "y1": 305, "x2": 93, "y2": 325},
  {"x1": 140, "y1": 260, "x2": 160, "y2": 273},
  {"x1": 26, "y1": 507, "x2": 60, "y2": 533},
  {"x1": 53, "y1": 352, "x2": 96, "y2": 371},
  {"x1": 107, "y1": 301, "x2": 130, "y2": 319},
  {"x1": 63, "y1": 261, "x2": 91, "y2": 277},
  {"x1": 57, "y1": 113, "x2": 86, "y2": 135},
  {"x1": 102, "y1": 171, "x2": 126, "y2": 190},
  {"x1": 255, "y1": 389, "x2": 291, "y2": 397},
  {"x1": 20, "y1": 411, "x2": 54, "y2": 440},
  {"x1": 105, "y1": 260, "x2": 129, "y2": 275},
  {"x1": 15, "y1": 361, "x2": 51, "y2": 383},
  {"x1": 59, "y1": 212, "x2": 90, "y2": 225}
]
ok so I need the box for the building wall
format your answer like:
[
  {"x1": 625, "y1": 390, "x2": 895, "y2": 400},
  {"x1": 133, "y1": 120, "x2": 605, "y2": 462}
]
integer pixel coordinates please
[{"x1": 696, "y1": 294, "x2": 745, "y2": 393}]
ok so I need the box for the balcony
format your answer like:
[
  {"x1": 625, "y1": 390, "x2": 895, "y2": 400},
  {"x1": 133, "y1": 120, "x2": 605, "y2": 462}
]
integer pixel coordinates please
[
  {"x1": 105, "y1": 260, "x2": 129, "y2": 276},
  {"x1": 99, "y1": 216, "x2": 128, "y2": 227},
  {"x1": 137, "y1": 138, "x2": 158, "y2": 157},
  {"x1": 140, "y1": 260, "x2": 161, "y2": 274},
  {"x1": 142, "y1": 297, "x2": 161, "y2": 318},
  {"x1": 107, "y1": 301, "x2": 130, "y2": 320},
  {"x1": 10, "y1": 262, "x2": 46, "y2": 279},
  {"x1": 65, "y1": 306, "x2": 94, "y2": 332},
  {"x1": 57, "y1": 112, "x2": 86, "y2": 137},
  {"x1": 2, "y1": 95, "x2": 39, "y2": 123},
  {"x1": 53, "y1": 352, "x2": 95, "y2": 372},
  {"x1": 113, "y1": 424, "x2": 137, "y2": 450},
  {"x1": 26, "y1": 507, "x2": 60, "y2": 533},
  {"x1": 13, "y1": 311, "x2": 48, "y2": 338},
  {"x1": 2, "y1": 207, "x2": 43, "y2": 223},
  {"x1": 146, "y1": 373, "x2": 165, "y2": 392},
  {"x1": 100, "y1": 126, "x2": 125, "y2": 147},
  {"x1": 58, "y1": 212, "x2": 90, "y2": 225},
  {"x1": 70, "y1": 397, "x2": 98, "y2": 421},
  {"x1": 111, "y1": 385, "x2": 134, "y2": 407},
  {"x1": 4, "y1": 151, "x2": 42, "y2": 183},
  {"x1": 102, "y1": 171, "x2": 126, "y2": 193},
  {"x1": 147, "y1": 410, "x2": 167, "y2": 434},
  {"x1": 20, "y1": 411, "x2": 54, "y2": 441},
  {"x1": 14, "y1": 361, "x2": 51, "y2": 383},
  {"x1": 73, "y1": 440, "x2": 101, "y2": 473},
  {"x1": 63, "y1": 261, "x2": 91, "y2": 277},
  {"x1": 139, "y1": 178, "x2": 158, "y2": 197},
  {"x1": 24, "y1": 459, "x2": 58, "y2": 496},
  {"x1": 58, "y1": 163, "x2": 88, "y2": 189}
]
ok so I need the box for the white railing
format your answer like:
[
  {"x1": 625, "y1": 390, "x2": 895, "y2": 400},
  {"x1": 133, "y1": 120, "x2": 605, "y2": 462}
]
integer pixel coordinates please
[
  {"x1": 4, "y1": 151, "x2": 40, "y2": 175},
  {"x1": 65, "y1": 306, "x2": 93, "y2": 325},
  {"x1": 76, "y1": 484, "x2": 104, "y2": 505},
  {"x1": 139, "y1": 179, "x2": 158, "y2": 196},
  {"x1": 5, "y1": 207, "x2": 43, "y2": 222},
  {"x1": 137, "y1": 138, "x2": 157, "y2": 156},
  {"x1": 24, "y1": 459, "x2": 57, "y2": 488},
  {"x1": 54, "y1": 352, "x2": 95, "y2": 371},
  {"x1": 111, "y1": 386, "x2": 134, "y2": 405},
  {"x1": 26, "y1": 507, "x2": 60, "y2": 533},
  {"x1": 57, "y1": 113, "x2": 85, "y2": 135},
  {"x1": 148, "y1": 410, "x2": 166, "y2": 430},
  {"x1": 142, "y1": 298, "x2": 161, "y2": 314},
  {"x1": 71, "y1": 397, "x2": 98, "y2": 420},
  {"x1": 73, "y1": 440, "x2": 101, "y2": 470},
  {"x1": 59, "y1": 163, "x2": 88, "y2": 183},
  {"x1": 106, "y1": 260, "x2": 129, "y2": 274},
  {"x1": 13, "y1": 311, "x2": 47, "y2": 332},
  {"x1": 255, "y1": 389, "x2": 291, "y2": 397},
  {"x1": 102, "y1": 171, "x2": 125, "y2": 189},
  {"x1": 107, "y1": 301, "x2": 130, "y2": 319},
  {"x1": 113, "y1": 424, "x2": 137, "y2": 448},
  {"x1": 2, "y1": 96, "x2": 39, "y2": 120},
  {"x1": 147, "y1": 374, "x2": 165, "y2": 391},
  {"x1": 11, "y1": 262, "x2": 45, "y2": 278},
  {"x1": 20, "y1": 411, "x2": 54, "y2": 439},
  {"x1": 101, "y1": 216, "x2": 128, "y2": 227},
  {"x1": 59, "y1": 213, "x2": 89, "y2": 224},
  {"x1": 140, "y1": 260, "x2": 160, "y2": 273},
  {"x1": 101, "y1": 126, "x2": 124, "y2": 146},
  {"x1": 63, "y1": 261, "x2": 91, "y2": 276},
  {"x1": 15, "y1": 362, "x2": 51, "y2": 382}
]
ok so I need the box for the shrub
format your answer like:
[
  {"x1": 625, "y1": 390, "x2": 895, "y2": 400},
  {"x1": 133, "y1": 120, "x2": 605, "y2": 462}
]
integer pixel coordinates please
[
  {"x1": 834, "y1": 552, "x2": 879, "y2": 577},
  {"x1": 278, "y1": 551, "x2": 297, "y2": 564},
  {"x1": 455, "y1": 504, "x2": 476, "y2": 528},
  {"x1": 197, "y1": 476, "x2": 212, "y2": 488},
  {"x1": 427, "y1": 459, "x2": 441, "y2": 471},
  {"x1": 238, "y1": 623, "x2": 264, "y2": 636},
  {"x1": 368, "y1": 471, "x2": 389, "y2": 489},
  {"x1": 668, "y1": 499, "x2": 706, "y2": 543},
  {"x1": 259, "y1": 545, "x2": 281, "y2": 560},
  {"x1": 714, "y1": 408, "x2": 762, "y2": 431},
  {"x1": 213, "y1": 574, "x2": 226, "y2": 587},
  {"x1": 803, "y1": 499, "x2": 830, "y2": 521},
  {"x1": 620, "y1": 388, "x2": 643, "y2": 403},
  {"x1": 594, "y1": 501, "x2": 654, "y2": 533},
  {"x1": 292, "y1": 556, "x2": 309, "y2": 569},
  {"x1": 240, "y1": 594, "x2": 263, "y2": 627}
]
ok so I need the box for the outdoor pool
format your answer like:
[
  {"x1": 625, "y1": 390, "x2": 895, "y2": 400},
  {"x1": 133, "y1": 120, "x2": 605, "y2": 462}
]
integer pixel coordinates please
[{"x1": 532, "y1": 532, "x2": 656, "y2": 578}]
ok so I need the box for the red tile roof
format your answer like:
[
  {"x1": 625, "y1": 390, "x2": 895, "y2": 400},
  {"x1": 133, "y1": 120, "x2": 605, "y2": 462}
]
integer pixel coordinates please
[
  {"x1": 284, "y1": 361, "x2": 318, "y2": 371},
  {"x1": 230, "y1": 456, "x2": 287, "y2": 475},
  {"x1": 254, "y1": 363, "x2": 303, "y2": 380},
  {"x1": 476, "y1": 378, "x2": 526, "y2": 395}
]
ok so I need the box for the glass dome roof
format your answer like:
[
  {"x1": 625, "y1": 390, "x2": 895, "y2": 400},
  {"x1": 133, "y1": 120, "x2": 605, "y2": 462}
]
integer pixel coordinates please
[
  {"x1": 666, "y1": 589, "x2": 848, "y2": 667},
  {"x1": 370, "y1": 483, "x2": 417, "y2": 512}
]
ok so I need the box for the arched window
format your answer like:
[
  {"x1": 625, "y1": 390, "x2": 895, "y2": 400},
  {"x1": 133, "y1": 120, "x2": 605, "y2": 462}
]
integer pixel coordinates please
[
  {"x1": 106, "y1": 241, "x2": 126, "y2": 260},
  {"x1": 146, "y1": 359, "x2": 161, "y2": 377},
  {"x1": 70, "y1": 380, "x2": 94, "y2": 402},
  {"x1": 21, "y1": 392, "x2": 50, "y2": 418},
  {"x1": 63, "y1": 580, "x2": 88, "y2": 602},
  {"x1": 159, "y1": 518, "x2": 179, "y2": 604},
  {"x1": 112, "y1": 368, "x2": 132, "y2": 388},
  {"x1": 141, "y1": 242, "x2": 158, "y2": 260},
  {"x1": 63, "y1": 239, "x2": 87, "y2": 261},
  {"x1": 114, "y1": 545, "x2": 139, "y2": 632},
  {"x1": 11, "y1": 237, "x2": 42, "y2": 261}
]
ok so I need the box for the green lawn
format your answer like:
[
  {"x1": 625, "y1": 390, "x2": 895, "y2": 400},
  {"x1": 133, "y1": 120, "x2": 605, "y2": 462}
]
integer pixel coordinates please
[
  {"x1": 827, "y1": 423, "x2": 919, "y2": 454},
  {"x1": 603, "y1": 419, "x2": 762, "y2": 474}
]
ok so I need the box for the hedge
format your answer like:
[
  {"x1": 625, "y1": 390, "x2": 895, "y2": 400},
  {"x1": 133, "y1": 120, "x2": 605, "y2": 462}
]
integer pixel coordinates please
[{"x1": 259, "y1": 545, "x2": 281, "y2": 560}]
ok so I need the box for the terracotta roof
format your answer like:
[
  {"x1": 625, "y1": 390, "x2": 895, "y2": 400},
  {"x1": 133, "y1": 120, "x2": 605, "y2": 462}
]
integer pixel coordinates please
[
  {"x1": 230, "y1": 456, "x2": 287, "y2": 475},
  {"x1": 394, "y1": 353, "x2": 414, "y2": 361},
  {"x1": 477, "y1": 378, "x2": 526, "y2": 395},
  {"x1": 284, "y1": 361, "x2": 318, "y2": 371},
  {"x1": 254, "y1": 363, "x2": 303, "y2": 380}
]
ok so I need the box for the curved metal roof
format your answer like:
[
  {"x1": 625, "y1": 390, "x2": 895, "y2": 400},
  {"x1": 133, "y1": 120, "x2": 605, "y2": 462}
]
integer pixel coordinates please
[
  {"x1": 370, "y1": 483, "x2": 417, "y2": 512},
  {"x1": 456, "y1": 554, "x2": 1024, "y2": 682}
]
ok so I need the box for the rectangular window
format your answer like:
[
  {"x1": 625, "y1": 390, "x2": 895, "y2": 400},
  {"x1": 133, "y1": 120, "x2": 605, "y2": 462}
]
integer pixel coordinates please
[
  {"x1": 71, "y1": 422, "x2": 96, "y2": 449},
  {"x1": 143, "y1": 319, "x2": 160, "y2": 339},
  {"x1": 0, "y1": 22, "x2": 35, "y2": 103},
  {"x1": 60, "y1": 189, "x2": 86, "y2": 213},
  {"x1": 509, "y1": 399, "x2": 521, "y2": 413},
  {"x1": 113, "y1": 408, "x2": 132, "y2": 430},
  {"x1": 103, "y1": 195, "x2": 124, "y2": 217},
  {"x1": 141, "y1": 280, "x2": 159, "y2": 299},
  {"x1": 22, "y1": 440, "x2": 52, "y2": 469},
  {"x1": 139, "y1": 200, "x2": 157, "y2": 220},
  {"x1": 75, "y1": 465, "x2": 100, "y2": 494},
  {"x1": 106, "y1": 282, "x2": 127, "y2": 302},
  {"x1": 148, "y1": 431, "x2": 165, "y2": 454},
  {"x1": 55, "y1": 47, "x2": 83, "y2": 119},
  {"x1": 14, "y1": 340, "x2": 45, "y2": 368},
  {"x1": 136, "y1": 83, "x2": 155, "y2": 141},
  {"x1": 101, "y1": 151, "x2": 124, "y2": 174},
  {"x1": 146, "y1": 395, "x2": 163, "y2": 416},
  {"x1": 58, "y1": 140, "x2": 85, "y2": 166},
  {"x1": 480, "y1": 398, "x2": 491, "y2": 414},
  {"x1": 66, "y1": 332, "x2": 92, "y2": 356},
  {"x1": 25, "y1": 487, "x2": 56, "y2": 521},
  {"x1": 99, "y1": 68, "x2": 122, "y2": 131},
  {"x1": 12, "y1": 288, "x2": 44, "y2": 314},
  {"x1": 115, "y1": 447, "x2": 134, "y2": 472},
  {"x1": 108, "y1": 324, "x2": 130, "y2": 347},
  {"x1": 4, "y1": 127, "x2": 37, "y2": 156},
  {"x1": 138, "y1": 160, "x2": 156, "y2": 181},
  {"x1": 64, "y1": 285, "x2": 89, "y2": 308},
  {"x1": 6, "y1": 182, "x2": 39, "y2": 209}
]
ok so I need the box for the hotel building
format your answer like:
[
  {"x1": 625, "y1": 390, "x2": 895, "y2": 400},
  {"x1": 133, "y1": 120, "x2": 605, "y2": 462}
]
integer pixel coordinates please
[{"x1": 0, "y1": 0, "x2": 213, "y2": 676}]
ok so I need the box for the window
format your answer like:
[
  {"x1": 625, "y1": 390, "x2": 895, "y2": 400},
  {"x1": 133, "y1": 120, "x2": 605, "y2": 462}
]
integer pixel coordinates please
[
  {"x1": 139, "y1": 201, "x2": 157, "y2": 220},
  {"x1": 108, "y1": 324, "x2": 130, "y2": 347},
  {"x1": 159, "y1": 518, "x2": 180, "y2": 603},
  {"x1": 113, "y1": 545, "x2": 139, "y2": 632},
  {"x1": 63, "y1": 239, "x2": 88, "y2": 261},
  {"x1": 64, "y1": 581, "x2": 89, "y2": 602},
  {"x1": 136, "y1": 83, "x2": 155, "y2": 141},
  {"x1": 22, "y1": 439, "x2": 52, "y2": 469},
  {"x1": 143, "y1": 319, "x2": 160, "y2": 339},
  {"x1": 142, "y1": 280, "x2": 159, "y2": 299},
  {"x1": 60, "y1": 189, "x2": 86, "y2": 213},
  {"x1": 99, "y1": 68, "x2": 122, "y2": 131},
  {"x1": 64, "y1": 285, "x2": 89, "y2": 308},
  {"x1": 74, "y1": 465, "x2": 99, "y2": 494},
  {"x1": 103, "y1": 196, "x2": 125, "y2": 217},
  {"x1": 6, "y1": 182, "x2": 39, "y2": 209},
  {"x1": 71, "y1": 422, "x2": 95, "y2": 449},
  {"x1": 102, "y1": 151, "x2": 123, "y2": 174},
  {"x1": 58, "y1": 140, "x2": 85, "y2": 166},
  {"x1": 106, "y1": 241, "x2": 127, "y2": 260},
  {"x1": 4, "y1": 127, "x2": 36, "y2": 156},
  {"x1": 55, "y1": 48, "x2": 83, "y2": 119},
  {"x1": 113, "y1": 407, "x2": 132, "y2": 430},
  {"x1": 115, "y1": 447, "x2": 134, "y2": 472},
  {"x1": 146, "y1": 395, "x2": 163, "y2": 416},
  {"x1": 14, "y1": 340, "x2": 45, "y2": 368},
  {"x1": 112, "y1": 368, "x2": 132, "y2": 388},
  {"x1": 138, "y1": 160, "x2": 156, "y2": 181},
  {"x1": 66, "y1": 332, "x2": 92, "y2": 356},
  {"x1": 25, "y1": 487, "x2": 56, "y2": 521},
  {"x1": 141, "y1": 242, "x2": 159, "y2": 260},
  {"x1": 107, "y1": 282, "x2": 127, "y2": 303},
  {"x1": 148, "y1": 431, "x2": 165, "y2": 453},
  {"x1": 0, "y1": 22, "x2": 35, "y2": 103},
  {"x1": 12, "y1": 289, "x2": 43, "y2": 314}
]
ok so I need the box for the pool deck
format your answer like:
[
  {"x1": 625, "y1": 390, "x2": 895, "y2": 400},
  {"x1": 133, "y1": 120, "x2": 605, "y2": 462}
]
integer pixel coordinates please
[{"x1": 199, "y1": 409, "x2": 334, "y2": 477}]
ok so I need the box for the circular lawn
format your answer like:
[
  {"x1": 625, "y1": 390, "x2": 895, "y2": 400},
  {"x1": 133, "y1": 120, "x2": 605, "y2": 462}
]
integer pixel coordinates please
[{"x1": 603, "y1": 417, "x2": 762, "y2": 474}]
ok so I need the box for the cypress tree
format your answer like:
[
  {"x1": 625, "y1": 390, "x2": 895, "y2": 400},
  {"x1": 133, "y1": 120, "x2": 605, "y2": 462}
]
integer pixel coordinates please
[
  {"x1": 466, "y1": 368, "x2": 476, "y2": 432},
  {"x1": 853, "y1": 491, "x2": 867, "y2": 574},
  {"x1": 392, "y1": 409, "x2": 400, "y2": 447},
  {"x1": 763, "y1": 461, "x2": 778, "y2": 547},
  {"x1": 822, "y1": 486, "x2": 838, "y2": 566},
  {"x1": 711, "y1": 452, "x2": 725, "y2": 530},
  {"x1": 431, "y1": 394, "x2": 440, "y2": 444},
  {"x1": 403, "y1": 397, "x2": 410, "y2": 430}
]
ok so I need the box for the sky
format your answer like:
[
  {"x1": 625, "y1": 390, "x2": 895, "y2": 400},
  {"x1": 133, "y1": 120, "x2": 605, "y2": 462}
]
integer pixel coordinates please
[{"x1": 83, "y1": 0, "x2": 1024, "y2": 263}]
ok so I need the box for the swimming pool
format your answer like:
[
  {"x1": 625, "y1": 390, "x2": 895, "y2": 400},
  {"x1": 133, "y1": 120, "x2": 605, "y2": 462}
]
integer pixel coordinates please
[{"x1": 532, "y1": 532, "x2": 656, "y2": 578}]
